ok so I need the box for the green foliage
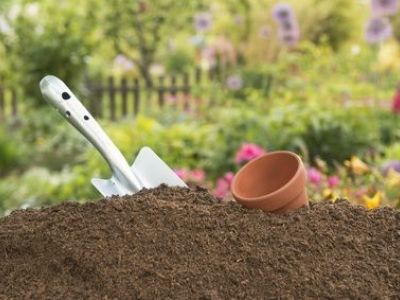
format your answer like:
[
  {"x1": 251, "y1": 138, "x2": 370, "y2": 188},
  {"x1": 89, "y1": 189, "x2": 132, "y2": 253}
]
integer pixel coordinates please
[
  {"x1": 240, "y1": 65, "x2": 275, "y2": 97},
  {"x1": 380, "y1": 143, "x2": 400, "y2": 162},
  {"x1": 13, "y1": 108, "x2": 90, "y2": 170},
  {"x1": 376, "y1": 113, "x2": 400, "y2": 146},
  {"x1": 298, "y1": 0, "x2": 360, "y2": 51},
  {"x1": 101, "y1": 0, "x2": 203, "y2": 83},
  {"x1": 0, "y1": 0, "x2": 97, "y2": 105},
  {"x1": 0, "y1": 100, "x2": 398, "y2": 215},
  {"x1": 0, "y1": 127, "x2": 22, "y2": 176},
  {"x1": 391, "y1": 13, "x2": 400, "y2": 44},
  {"x1": 164, "y1": 49, "x2": 195, "y2": 73},
  {"x1": 299, "y1": 107, "x2": 380, "y2": 165}
]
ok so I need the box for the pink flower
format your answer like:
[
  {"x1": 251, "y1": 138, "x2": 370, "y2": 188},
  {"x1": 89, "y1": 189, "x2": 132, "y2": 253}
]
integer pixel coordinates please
[
  {"x1": 174, "y1": 169, "x2": 188, "y2": 181},
  {"x1": 165, "y1": 94, "x2": 177, "y2": 105},
  {"x1": 190, "y1": 169, "x2": 206, "y2": 183},
  {"x1": 355, "y1": 187, "x2": 368, "y2": 198},
  {"x1": 308, "y1": 168, "x2": 322, "y2": 185},
  {"x1": 327, "y1": 176, "x2": 340, "y2": 188},
  {"x1": 214, "y1": 172, "x2": 235, "y2": 199},
  {"x1": 214, "y1": 178, "x2": 230, "y2": 199},
  {"x1": 223, "y1": 172, "x2": 235, "y2": 185},
  {"x1": 392, "y1": 88, "x2": 400, "y2": 114},
  {"x1": 200, "y1": 47, "x2": 216, "y2": 67},
  {"x1": 235, "y1": 143, "x2": 266, "y2": 165}
]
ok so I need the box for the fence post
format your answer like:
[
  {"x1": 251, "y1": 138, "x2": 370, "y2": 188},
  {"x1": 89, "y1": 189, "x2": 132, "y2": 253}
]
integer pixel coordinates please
[
  {"x1": 0, "y1": 82, "x2": 4, "y2": 120},
  {"x1": 157, "y1": 76, "x2": 165, "y2": 107},
  {"x1": 121, "y1": 77, "x2": 128, "y2": 117},
  {"x1": 86, "y1": 77, "x2": 97, "y2": 117},
  {"x1": 170, "y1": 74, "x2": 177, "y2": 96},
  {"x1": 133, "y1": 78, "x2": 140, "y2": 115},
  {"x1": 208, "y1": 67, "x2": 214, "y2": 81},
  {"x1": 265, "y1": 74, "x2": 274, "y2": 98},
  {"x1": 183, "y1": 72, "x2": 190, "y2": 110},
  {"x1": 195, "y1": 67, "x2": 201, "y2": 84},
  {"x1": 108, "y1": 76, "x2": 116, "y2": 121},
  {"x1": 96, "y1": 81, "x2": 104, "y2": 119},
  {"x1": 11, "y1": 88, "x2": 17, "y2": 117}
]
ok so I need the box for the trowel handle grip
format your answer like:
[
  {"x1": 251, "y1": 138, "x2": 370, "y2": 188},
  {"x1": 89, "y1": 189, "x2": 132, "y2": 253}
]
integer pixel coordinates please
[{"x1": 39, "y1": 76, "x2": 141, "y2": 192}]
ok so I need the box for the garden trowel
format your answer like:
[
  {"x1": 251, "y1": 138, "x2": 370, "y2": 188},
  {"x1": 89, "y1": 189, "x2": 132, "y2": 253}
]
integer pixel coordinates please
[{"x1": 39, "y1": 75, "x2": 187, "y2": 197}]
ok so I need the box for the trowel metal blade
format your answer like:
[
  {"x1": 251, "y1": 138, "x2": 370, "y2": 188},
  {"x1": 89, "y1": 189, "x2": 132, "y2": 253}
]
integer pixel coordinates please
[
  {"x1": 131, "y1": 147, "x2": 187, "y2": 189},
  {"x1": 91, "y1": 177, "x2": 131, "y2": 197}
]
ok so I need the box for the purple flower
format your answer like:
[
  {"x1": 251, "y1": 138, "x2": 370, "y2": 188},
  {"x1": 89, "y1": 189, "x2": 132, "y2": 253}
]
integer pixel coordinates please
[
  {"x1": 226, "y1": 74, "x2": 243, "y2": 91},
  {"x1": 308, "y1": 168, "x2": 322, "y2": 185},
  {"x1": 234, "y1": 14, "x2": 244, "y2": 25},
  {"x1": 272, "y1": 3, "x2": 294, "y2": 22},
  {"x1": 193, "y1": 12, "x2": 212, "y2": 32},
  {"x1": 365, "y1": 17, "x2": 392, "y2": 44},
  {"x1": 381, "y1": 160, "x2": 400, "y2": 176},
  {"x1": 371, "y1": 0, "x2": 399, "y2": 17},
  {"x1": 278, "y1": 26, "x2": 300, "y2": 47},
  {"x1": 272, "y1": 3, "x2": 300, "y2": 47},
  {"x1": 259, "y1": 25, "x2": 271, "y2": 39},
  {"x1": 280, "y1": 19, "x2": 296, "y2": 31}
]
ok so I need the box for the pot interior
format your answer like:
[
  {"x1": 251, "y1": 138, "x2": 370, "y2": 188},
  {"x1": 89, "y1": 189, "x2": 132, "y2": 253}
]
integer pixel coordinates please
[{"x1": 235, "y1": 153, "x2": 299, "y2": 199}]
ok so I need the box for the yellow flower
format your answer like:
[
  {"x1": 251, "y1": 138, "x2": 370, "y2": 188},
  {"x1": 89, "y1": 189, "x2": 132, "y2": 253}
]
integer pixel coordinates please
[
  {"x1": 377, "y1": 40, "x2": 400, "y2": 72},
  {"x1": 363, "y1": 191, "x2": 382, "y2": 209},
  {"x1": 322, "y1": 188, "x2": 337, "y2": 202},
  {"x1": 385, "y1": 169, "x2": 400, "y2": 188},
  {"x1": 344, "y1": 156, "x2": 369, "y2": 175}
]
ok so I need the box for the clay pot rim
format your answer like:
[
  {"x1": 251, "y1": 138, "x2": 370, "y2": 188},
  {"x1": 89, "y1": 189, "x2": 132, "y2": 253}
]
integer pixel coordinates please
[{"x1": 231, "y1": 150, "x2": 303, "y2": 202}]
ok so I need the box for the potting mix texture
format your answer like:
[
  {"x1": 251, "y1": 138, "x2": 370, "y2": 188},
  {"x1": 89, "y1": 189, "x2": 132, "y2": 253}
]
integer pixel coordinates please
[{"x1": 1, "y1": 185, "x2": 400, "y2": 299}]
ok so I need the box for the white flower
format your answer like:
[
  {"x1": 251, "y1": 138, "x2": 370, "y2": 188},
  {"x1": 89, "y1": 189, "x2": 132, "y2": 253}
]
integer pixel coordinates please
[
  {"x1": 8, "y1": 4, "x2": 21, "y2": 20},
  {"x1": 113, "y1": 54, "x2": 135, "y2": 71},
  {"x1": 351, "y1": 44, "x2": 361, "y2": 56},
  {"x1": 25, "y1": 3, "x2": 40, "y2": 17},
  {"x1": 149, "y1": 63, "x2": 165, "y2": 76},
  {"x1": 0, "y1": 16, "x2": 11, "y2": 34}
]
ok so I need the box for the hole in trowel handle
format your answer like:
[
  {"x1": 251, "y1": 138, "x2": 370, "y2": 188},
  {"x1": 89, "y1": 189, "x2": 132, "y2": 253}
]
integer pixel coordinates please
[{"x1": 62, "y1": 92, "x2": 71, "y2": 100}]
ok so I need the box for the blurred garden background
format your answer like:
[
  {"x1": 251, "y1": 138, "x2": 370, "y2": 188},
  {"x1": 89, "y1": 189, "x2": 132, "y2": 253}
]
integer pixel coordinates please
[{"x1": 0, "y1": 0, "x2": 399, "y2": 215}]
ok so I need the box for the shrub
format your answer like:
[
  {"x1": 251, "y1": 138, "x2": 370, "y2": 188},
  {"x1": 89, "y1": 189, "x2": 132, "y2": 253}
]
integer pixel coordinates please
[
  {"x1": 298, "y1": 0, "x2": 359, "y2": 51},
  {"x1": 0, "y1": 127, "x2": 22, "y2": 176},
  {"x1": 298, "y1": 106, "x2": 380, "y2": 166}
]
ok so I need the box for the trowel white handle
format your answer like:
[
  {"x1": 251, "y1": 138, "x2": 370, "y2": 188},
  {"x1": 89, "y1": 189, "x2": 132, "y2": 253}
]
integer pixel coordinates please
[{"x1": 40, "y1": 75, "x2": 142, "y2": 192}]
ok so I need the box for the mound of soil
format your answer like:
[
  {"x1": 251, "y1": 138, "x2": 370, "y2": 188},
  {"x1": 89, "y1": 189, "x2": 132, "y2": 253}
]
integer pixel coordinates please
[{"x1": 1, "y1": 185, "x2": 400, "y2": 299}]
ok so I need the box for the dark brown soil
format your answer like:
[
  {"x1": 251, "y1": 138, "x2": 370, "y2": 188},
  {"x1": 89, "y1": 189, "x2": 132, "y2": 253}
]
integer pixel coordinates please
[{"x1": 1, "y1": 185, "x2": 400, "y2": 299}]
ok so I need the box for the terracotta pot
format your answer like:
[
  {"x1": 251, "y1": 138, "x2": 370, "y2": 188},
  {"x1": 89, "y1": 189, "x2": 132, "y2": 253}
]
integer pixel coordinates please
[{"x1": 231, "y1": 151, "x2": 308, "y2": 213}]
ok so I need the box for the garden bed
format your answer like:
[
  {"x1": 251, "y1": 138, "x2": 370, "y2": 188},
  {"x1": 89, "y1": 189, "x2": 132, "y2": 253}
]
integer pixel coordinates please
[{"x1": 1, "y1": 185, "x2": 399, "y2": 299}]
